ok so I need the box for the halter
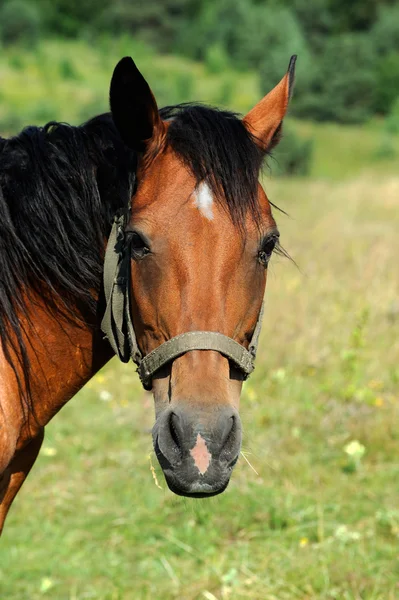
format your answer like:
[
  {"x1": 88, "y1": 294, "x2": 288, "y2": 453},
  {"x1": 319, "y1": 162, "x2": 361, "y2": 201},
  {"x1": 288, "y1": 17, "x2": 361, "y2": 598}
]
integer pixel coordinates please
[{"x1": 101, "y1": 214, "x2": 264, "y2": 390}]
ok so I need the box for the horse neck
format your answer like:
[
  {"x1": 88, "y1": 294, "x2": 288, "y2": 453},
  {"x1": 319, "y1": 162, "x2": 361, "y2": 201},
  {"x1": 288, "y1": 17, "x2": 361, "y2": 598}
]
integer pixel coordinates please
[{"x1": 0, "y1": 291, "x2": 113, "y2": 455}]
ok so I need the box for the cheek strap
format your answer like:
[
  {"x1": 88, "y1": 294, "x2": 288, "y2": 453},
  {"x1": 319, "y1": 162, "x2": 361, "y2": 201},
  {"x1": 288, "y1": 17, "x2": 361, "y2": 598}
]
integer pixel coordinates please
[{"x1": 101, "y1": 215, "x2": 264, "y2": 390}]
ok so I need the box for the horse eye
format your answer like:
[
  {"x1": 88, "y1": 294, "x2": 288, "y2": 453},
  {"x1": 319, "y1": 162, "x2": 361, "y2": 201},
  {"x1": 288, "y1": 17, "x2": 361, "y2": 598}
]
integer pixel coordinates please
[
  {"x1": 130, "y1": 232, "x2": 150, "y2": 259},
  {"x1": 258, "y1": 235, "x2": 278, "y2": 267}
]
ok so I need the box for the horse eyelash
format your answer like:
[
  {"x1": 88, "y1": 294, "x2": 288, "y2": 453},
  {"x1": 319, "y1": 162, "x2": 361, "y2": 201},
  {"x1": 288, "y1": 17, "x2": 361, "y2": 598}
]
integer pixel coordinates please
[{"x1": 273, "y1": 239, "x2": 297, "y2": 268}]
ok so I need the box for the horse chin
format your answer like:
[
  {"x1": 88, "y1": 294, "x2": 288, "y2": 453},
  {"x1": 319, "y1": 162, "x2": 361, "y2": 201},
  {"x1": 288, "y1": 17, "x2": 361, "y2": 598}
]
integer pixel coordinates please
[{"x1": 162, "y1": 469, "x2": 231, "y2": 499}]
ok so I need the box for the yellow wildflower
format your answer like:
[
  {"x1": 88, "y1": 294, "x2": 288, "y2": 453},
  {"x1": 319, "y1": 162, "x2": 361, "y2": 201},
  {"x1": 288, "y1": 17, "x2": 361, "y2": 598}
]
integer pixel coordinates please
[{"x1": 299, "y1": 537, "x2": 309, "y2": 547}]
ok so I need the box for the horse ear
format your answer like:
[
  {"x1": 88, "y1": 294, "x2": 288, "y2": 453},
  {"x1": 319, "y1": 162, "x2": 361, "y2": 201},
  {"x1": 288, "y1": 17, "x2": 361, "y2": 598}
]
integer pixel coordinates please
[
  {"x1": 243, "y1": 55, "x2": 297, "y2": 151},
  {"x1": 110, "y1": 56, "x2": 165, "y2": 152}
]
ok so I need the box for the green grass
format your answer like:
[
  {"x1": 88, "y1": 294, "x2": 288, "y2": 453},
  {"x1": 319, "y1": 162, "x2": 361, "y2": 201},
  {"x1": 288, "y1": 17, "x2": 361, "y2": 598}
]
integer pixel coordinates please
[
  {"x1": 1, "y1": 35, "x2": 399, "y2": 599},
  {"x1": 293, "y1": 119, "x2": 399, "y2": 179},
  {"x1": 1, "y1": 172, "x2": 398, "y2": 599}
]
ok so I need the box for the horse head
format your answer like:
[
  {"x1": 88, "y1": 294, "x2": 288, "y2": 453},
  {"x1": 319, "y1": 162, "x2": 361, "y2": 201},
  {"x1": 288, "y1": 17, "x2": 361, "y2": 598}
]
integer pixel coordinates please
[{"x1": 106, "y1": 55, "x2": 296, "y2": 497}]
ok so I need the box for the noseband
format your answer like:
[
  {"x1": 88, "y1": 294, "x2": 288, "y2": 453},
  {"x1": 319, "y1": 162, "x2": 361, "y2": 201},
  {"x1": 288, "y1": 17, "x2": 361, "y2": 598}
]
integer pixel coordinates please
[{"x1": 101, "y1": 215, "x2": 264, "y2": 390}]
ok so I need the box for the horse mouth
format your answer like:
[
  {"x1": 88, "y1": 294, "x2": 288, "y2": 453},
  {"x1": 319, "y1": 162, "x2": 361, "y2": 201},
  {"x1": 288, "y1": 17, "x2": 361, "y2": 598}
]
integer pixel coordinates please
[{"x1": 163, "y1": 471, "x2": 230, "y2": 498}]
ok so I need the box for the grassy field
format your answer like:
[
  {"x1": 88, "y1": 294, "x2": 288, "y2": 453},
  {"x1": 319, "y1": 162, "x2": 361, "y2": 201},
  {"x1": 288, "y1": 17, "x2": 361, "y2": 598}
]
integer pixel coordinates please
[
  {"x1": 1, "y1": 35, "x2": 399, "y2": 600},
  {"x1": 294, "y1": 120, "x2": 399, "y2": 180},
  {"x1": 1, "y1": 169, "x2": 398, "y2": 599}
]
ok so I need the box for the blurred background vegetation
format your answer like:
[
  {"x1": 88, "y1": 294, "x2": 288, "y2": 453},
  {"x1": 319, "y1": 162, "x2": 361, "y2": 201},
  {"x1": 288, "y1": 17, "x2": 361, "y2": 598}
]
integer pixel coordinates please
[
  {"x1": 2, "y1": 0, "x2": 399, "y2": 122},
  {"x1": 1, "y1": 2, "x2": 399, "y2": 599},
  {"x1": 1, "y1": 0, "x2": 399, "y2": 176}
]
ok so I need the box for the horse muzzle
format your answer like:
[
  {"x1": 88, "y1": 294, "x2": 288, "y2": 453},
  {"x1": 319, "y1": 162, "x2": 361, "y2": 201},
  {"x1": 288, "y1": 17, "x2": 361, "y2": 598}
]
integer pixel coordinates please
[{"x1": 152, "y1": 405, "x2": 242, "y2": 497}]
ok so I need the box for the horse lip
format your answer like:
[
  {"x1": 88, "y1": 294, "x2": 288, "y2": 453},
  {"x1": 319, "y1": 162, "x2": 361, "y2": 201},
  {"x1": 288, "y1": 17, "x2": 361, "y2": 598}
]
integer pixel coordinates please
[{"x1": 164, "y1": 472, "x2": 230, "y2": 498}]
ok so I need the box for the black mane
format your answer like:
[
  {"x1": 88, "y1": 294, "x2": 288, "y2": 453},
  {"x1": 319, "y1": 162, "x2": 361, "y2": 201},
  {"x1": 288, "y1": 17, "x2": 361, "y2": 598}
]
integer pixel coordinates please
[
  {"x1": 161, "y1": 104, "x2": 264, "y2": 225},
  {"x1": 0, "y1": 114, "x2": 136, "y2": 408},
  {"x1": 0, "y1": 104, "x2": 265, "y2": 408}
]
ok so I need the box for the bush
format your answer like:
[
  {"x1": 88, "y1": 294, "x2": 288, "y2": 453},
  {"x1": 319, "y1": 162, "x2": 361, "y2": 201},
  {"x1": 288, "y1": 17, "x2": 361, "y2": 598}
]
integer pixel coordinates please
[
  {"x1": 291, "y1": 0, "x2": 333, "y2": 50},
  {"x1": 175, "y1": 1, "x2": 311, "y2": 77},
  {"x1": 94, "y1": 3, "x2": 146, "y2": 37},
  {"x1": 94, "y1": 0, "x2": 191, "y2": 51},
  {"x1": 373, "y1": 53, "x2": 399, "y2": 115},
  {"x1": 204, "y1": 44, "x2": 229, "y2": 75},
  {"x1": 293, "y1": 34, "x2": 376, "y2": 124},
  {"x1": 270, "y1": 126, "x2": 313, "y2": 177},
  {"x1": 370, "y1": 6, "x2": 399, "y2": 114},
  {"x1": 257, "y1": 6, "x2": 314, "y2": 102},
  {"x1": 34, "y1": 0, "x2": 109, "y2": 37},
  {"x1": 0, "y1": 0, "x2": 42, "y2": 46},
  {"x1": 385, "y1": 96, "x2": 399, "y2": 134},
  {"x1": 222, "y1": 3, "x2": 307, "y2": 70},
  {"x1": 371, "y1": 4, "x2": 399, "y2": 56}
]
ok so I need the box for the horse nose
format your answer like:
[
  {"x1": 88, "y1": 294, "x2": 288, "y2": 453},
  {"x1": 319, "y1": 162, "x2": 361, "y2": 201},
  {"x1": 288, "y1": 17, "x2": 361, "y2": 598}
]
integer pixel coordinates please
[
  {"x1": 172, "y1": 406, "x2": 235, "y2": 452},
  {"x1": 157, "y1": 405, "x2": 238, "y2": 464},
  {"x1": 153, "y1": 404, "x2": 242, "y2": 497}
]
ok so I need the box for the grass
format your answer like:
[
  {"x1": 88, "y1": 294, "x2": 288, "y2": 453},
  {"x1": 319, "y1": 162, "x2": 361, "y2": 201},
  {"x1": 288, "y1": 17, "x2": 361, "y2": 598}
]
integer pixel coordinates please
[
  {"x1": 1, "y1": 172, "x2": 398, "y2": 599},
  {"x1": 1, "y1": 35, "x2": 399, "y2": 599},
  {"x1": 293, "y1": 119, "x2": 399, "y2": 179}
]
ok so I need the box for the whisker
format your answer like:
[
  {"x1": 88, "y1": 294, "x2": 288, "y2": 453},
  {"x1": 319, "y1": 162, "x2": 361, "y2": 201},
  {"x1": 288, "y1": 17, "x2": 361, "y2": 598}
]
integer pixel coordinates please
[{"x1": 240, "y1": 450, "x2": 260, "y2": 475}]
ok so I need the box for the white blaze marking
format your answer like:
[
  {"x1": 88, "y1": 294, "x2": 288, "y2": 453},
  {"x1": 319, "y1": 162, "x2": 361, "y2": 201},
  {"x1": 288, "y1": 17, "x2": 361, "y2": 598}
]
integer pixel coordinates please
[
  {"x1": 193, "y1": 182, "x2": 214, "y2": 220},
  {"x1": 190, "y1": 433, "x2": 212, "y2": 475}
]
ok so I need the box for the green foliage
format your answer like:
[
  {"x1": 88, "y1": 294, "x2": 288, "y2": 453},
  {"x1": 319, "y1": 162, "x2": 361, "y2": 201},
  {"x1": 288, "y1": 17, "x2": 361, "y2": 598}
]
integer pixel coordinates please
[
  {"x1": 0, "y1": 0, "x2": 42, "y2": 46},
  {"x1": 176, "y1": 0, "x2": 311, "y2": 84},
  {"x1": 385, "y1": 95, "x2": 399, "y2": 134},
  {"x1": 2, "y1": 0, "x2": 399, "y2": 123},
  {"x1": 204, "y1": 44, "x2": 229, "y2": 74},
  {"x1": 370, "y1": 5, "x2": 399, "y2": 114},
  {"x1": 256, "y1": 6, "x2": 313, "y2": 100},
  {"x1": 377, "y1": 97, "x2": 399, "y2": 161},
  {"x1": 5, "y1": 38, "x2": 399, "y2": 179},
  {"x1": 294, "y1": 34, "x2": 377, "y2": 124},
  {"x1": 0, "y1": 38, "x2": 261, "y2": 134},
  {"x1": 34, "y1": 0, "x2": 109, "y2": 37},
  {"x1": 371, "y1": 4, "x2": 399, "y2": 55},
  {"x1": 290, "y1": 0, "x2": 333, "y2": 48},
  {"x1": 328, "y1": 0, "x2": 379, "y2": 32},
  {"x1": 216, "y1": 2, "x2": 305, "y2": 70},
  {"x1": 93, "y1": 0, "x2": 194, "y2": 51},
  {"x1": 374, "y1": 52, "x2": 399, "y2": 114},
  {"x1": 271, "y1": 126, "x2": 313, "y2": 176}
]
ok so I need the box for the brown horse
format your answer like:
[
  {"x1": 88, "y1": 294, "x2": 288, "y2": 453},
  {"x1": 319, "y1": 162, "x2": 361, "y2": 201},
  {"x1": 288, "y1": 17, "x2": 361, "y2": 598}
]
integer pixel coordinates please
[{"x1": 0, "y1": 55, "x2": 295, "y2": 532}]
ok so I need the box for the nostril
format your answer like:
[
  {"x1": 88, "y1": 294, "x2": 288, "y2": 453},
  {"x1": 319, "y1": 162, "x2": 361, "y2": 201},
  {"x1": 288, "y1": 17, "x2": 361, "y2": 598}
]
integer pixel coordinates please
[
  {"x1": 220, "y1": 415, "x2": 235, "y2": 448},
  {"x1": 154, "y1": 411, "x2": 184, "y2": 467},
  {"x1": 169, "y1": 412, "x2": 182, "y2": 450},
  {"x1": 219, "y1": 413, "x2": 241, "y2": 463}
]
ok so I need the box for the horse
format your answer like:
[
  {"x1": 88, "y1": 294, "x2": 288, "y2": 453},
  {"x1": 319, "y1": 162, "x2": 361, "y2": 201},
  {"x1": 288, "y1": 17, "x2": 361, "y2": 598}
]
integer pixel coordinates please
[{"x1": 0, "y1": 54, "x2": 296, "y2": 532}]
